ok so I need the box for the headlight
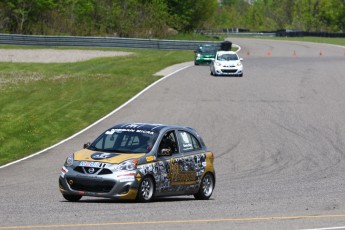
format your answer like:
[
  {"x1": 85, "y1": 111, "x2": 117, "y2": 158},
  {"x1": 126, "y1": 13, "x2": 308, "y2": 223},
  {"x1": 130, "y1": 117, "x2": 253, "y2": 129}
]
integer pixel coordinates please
[
  {"x1": 65, "y1": 154, "x2": 74, "y2": 167},
  {"x1": 116, "y1": 160, "x2": 138, "y2": 171},
  {"x1": 237, "y1": 62, "x2": 242, "y2": 66},
  {"x1": 196, "y1": 54, "x2": 201, "y2": 57},
  {"x1": 215, "y1": 62, "x2": 222, "y2": 66}
]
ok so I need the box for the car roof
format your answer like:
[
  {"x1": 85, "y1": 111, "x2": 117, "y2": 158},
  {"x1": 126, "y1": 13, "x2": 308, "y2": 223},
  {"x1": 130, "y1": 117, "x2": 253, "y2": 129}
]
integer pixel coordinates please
[{"x1": 109, "y1": 123, "x2": 197, "y2": 134}]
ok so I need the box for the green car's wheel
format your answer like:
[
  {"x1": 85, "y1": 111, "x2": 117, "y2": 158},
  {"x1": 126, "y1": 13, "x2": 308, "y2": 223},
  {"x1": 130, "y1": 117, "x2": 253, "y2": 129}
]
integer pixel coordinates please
[
  {"x1": 63, "y1": 194, "x2": 82, "y2": 202},
  {"x1": 137, "y1": 176, "x2": 155, "y2": 202},
  {"x1": 194, "y1": 173, "x2": 215, "y2": 200}
]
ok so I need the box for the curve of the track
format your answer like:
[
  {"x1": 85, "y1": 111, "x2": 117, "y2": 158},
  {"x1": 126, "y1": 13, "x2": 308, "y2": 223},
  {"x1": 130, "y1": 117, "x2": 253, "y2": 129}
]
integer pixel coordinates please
[{"x1": 1, "y1": 38, "x2": 345, "y2": 230}]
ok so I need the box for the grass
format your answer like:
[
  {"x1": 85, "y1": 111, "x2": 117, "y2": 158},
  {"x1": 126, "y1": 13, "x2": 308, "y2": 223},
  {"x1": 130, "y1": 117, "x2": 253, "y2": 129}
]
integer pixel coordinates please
[{"x1": 0, "y1": 48, "x2": 192, "y2": 165}]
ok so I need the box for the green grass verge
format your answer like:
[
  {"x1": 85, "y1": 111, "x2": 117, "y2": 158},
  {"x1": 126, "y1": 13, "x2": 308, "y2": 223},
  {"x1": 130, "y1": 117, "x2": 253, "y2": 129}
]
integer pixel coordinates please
[{"x1": 0, "y1": 48, "x2": 192, "y2": 165}]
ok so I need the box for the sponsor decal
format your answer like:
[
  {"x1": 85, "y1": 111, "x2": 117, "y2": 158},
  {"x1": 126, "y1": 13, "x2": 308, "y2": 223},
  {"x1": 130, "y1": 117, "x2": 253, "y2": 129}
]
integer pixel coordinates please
[
  {"x1": 91, "y1": 153, "x2": 118, "y2": 160},
  {"x1": 135, "y1": 173, "x2": 142, "y2": 182},
  {"x1": 169, "y1": 159, "x2": 196, "y2": 185},
  {"x1": 105, "y1": 128, "x2": 155, "y2": 135},
  {"x1": 117, "y1": 173, "x2": 136, "y2": 182},
  {"x1": 60, "y1": 166, "x2": 68, "y2": 178},
  {"x1": 146, "y1": 156, "x2": 154, "y2": 162},
  {"x1": 138, "y1": 153, "x2": 207, "y2": 192},
  {"x1": 79, "y1": 161, "x2": 101, "y2": 167}
]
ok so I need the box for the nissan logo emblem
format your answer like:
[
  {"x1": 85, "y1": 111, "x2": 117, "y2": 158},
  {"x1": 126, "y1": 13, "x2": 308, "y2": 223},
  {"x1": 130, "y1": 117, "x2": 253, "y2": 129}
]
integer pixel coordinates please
[{"x1": 88, "y1": 167, "x2": 95, "y2": 174}]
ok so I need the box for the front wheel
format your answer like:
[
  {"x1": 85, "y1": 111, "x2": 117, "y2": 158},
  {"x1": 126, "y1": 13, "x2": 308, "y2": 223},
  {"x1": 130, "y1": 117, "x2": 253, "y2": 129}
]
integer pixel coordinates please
[
  {"x1": 63, "y1": 194, "x2": 82, "y2": 202},
  {"x1": 194, "y1": 173, "x2": 215, "y2": 200},
  {"x1": 136, "y1": 176, "x2": 155, "y2": 202}
]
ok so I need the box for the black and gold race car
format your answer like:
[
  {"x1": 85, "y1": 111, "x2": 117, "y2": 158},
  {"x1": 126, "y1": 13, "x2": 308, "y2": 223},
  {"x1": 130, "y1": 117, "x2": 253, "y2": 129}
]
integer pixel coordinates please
[{"x1": 59, "y1": 123, "x2": 216, "y2": 202}]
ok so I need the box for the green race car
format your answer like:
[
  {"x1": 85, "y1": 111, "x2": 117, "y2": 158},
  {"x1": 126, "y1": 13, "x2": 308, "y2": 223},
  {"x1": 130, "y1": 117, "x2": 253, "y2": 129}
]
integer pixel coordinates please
[{"x1": 194, "y1": 44, "x2": 219, "y2": 65}]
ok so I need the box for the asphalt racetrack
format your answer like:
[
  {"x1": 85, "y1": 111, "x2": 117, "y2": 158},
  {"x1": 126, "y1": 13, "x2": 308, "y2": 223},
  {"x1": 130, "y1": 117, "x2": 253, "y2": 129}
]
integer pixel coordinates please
[{"x1": 1, "y1": 38, "x2": 345, "y2": 230}]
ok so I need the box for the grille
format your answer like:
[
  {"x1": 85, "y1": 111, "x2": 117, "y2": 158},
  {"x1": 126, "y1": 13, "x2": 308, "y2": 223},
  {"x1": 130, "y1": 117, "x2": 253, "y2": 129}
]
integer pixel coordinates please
[
  {"x1": 67, "y1": 176, "x2": 115, "y2": 193},
  {"x1": 73, "y1": 166, "x2": 112, "y2": 175},
  {"x1": 98, "y1": 168, "x2": 113, "y2": 175},
  {"x1": 74, "y1": 166, "x2": 84, "y2": 174},
  {"x1": 221, "y1": 69, "x2": 237, "y2": 73}
]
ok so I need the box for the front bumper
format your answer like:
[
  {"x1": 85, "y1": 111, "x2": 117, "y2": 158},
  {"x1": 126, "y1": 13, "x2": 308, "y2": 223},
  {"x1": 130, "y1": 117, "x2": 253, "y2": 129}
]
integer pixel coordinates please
[
  {"x1": 59, "y1": 166, "x2": 140, "y2": 200},
  {"x1": 195, "y1": 56, "x2": 215, "y2": 65},
  {"x1": 213, "y1": 66, "x2": 243, "y2": 76}
]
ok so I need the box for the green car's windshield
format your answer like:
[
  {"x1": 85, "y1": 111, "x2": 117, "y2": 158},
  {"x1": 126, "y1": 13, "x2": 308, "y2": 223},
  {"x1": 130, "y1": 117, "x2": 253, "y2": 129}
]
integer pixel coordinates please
[
  {"x1": 89, "y1": 128, "x2": 159, "y2": 154},
  {"x1": 197, "y1": 45, "x2": 217, "y2": 54}
]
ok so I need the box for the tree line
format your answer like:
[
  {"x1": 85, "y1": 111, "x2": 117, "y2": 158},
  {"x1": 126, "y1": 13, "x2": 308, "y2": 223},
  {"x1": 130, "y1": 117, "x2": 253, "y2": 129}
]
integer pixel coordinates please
[
  {"x1": 0, "y1": 0, "x2": 343, "y2": 38},
  {"x1": 219, "y1": 0, "x2": 344, "y2": 33}
]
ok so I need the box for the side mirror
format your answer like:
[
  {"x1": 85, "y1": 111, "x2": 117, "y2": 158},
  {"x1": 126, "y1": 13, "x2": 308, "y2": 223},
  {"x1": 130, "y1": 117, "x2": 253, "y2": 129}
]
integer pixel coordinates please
[
  {"x1": 240, "y1": 58, "x2": 243, "y2": 61},
  {"x1": 83, "y1": 142, "x2": 91, "y2": 149},
  {"x1": 158, "y1": 148, "x2": 172, "y2": 156}
]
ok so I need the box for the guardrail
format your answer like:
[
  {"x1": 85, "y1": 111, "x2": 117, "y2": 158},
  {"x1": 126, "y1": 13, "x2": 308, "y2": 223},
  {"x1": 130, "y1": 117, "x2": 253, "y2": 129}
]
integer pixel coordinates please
[
  {"x1": 200, "y1": 32, "x2": 276, "y2": 38},
  {"x1": 199, "y1": 29, "x2": 345, "y2": 38},
  {"x1": 0, "y1": 33, "x2": 222, "y2": 50}
]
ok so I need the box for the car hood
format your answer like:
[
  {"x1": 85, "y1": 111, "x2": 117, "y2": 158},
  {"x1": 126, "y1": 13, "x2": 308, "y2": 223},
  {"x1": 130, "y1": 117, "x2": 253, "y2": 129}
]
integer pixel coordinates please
[
  {"x1": 200, "y1": 52, "x2": 215, "y2": 56},
  {"x1": 74, "y1": 149, "x2": 145, "y2": 164}
]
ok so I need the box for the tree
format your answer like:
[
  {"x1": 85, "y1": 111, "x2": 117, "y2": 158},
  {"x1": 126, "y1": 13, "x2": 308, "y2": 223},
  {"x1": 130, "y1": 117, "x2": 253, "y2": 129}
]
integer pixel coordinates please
[
  {"x1": 2, "y1": 0, "x2": 55, "y2": 33},
  {"x1": 163, "y1": 0, "x2": 218, "y2": 31}
]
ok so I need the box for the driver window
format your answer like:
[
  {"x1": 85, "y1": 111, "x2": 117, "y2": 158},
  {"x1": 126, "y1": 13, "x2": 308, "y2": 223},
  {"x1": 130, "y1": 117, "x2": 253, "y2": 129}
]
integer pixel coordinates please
[{"x1": 158, "y1": 131, "x2": 178, "y2": 156}]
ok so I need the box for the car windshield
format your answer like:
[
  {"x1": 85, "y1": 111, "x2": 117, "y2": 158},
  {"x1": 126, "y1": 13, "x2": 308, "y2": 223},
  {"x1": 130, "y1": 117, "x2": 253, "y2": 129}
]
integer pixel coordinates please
[
  {"x1": 89, "y1": 128, "x2": 159, "y2": 154},
  {"x1": 217, "y1": 53, "x2": 238, "y2": 61},
  {"x1": 197, "y1": 45, "x2": 217, "y2": 54}
]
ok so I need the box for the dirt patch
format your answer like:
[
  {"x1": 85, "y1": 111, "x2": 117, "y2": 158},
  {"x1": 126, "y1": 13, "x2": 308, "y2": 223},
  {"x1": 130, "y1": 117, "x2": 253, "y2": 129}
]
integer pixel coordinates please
[{"x1": 0, "y1": 49, "x2": 132, "y2": 63}]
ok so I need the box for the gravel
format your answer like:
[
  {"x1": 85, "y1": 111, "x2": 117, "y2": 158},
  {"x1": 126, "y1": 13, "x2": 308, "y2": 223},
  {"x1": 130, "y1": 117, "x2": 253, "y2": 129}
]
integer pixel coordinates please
[{"x1": 0, "y1": 49, "x2": 132, "y2": 63}]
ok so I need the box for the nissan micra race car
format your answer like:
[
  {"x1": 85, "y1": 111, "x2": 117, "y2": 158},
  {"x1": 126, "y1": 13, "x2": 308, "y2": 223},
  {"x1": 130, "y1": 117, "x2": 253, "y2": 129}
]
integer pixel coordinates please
[
  {"x1": 59, "y1": 123, "x2": 216, "y2": 202},
  {"x1": 210, "y1": 51, "x2": 243, "y2": 76}
]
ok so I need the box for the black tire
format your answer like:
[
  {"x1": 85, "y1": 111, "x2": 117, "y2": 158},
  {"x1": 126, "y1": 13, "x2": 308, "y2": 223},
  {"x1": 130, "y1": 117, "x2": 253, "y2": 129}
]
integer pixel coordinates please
[
  {"x1": 194, "y1": 173, "x2": 215, "y2": 200},
  {"x1": 210, "y1": 71, "x2": 213, "y2": 76},
  {"x1": 136, "y1": 176, "x2": 155, "y2": 202},
  {"x1": 63, "y1": 194, "x2": 82, "y2": 202}
]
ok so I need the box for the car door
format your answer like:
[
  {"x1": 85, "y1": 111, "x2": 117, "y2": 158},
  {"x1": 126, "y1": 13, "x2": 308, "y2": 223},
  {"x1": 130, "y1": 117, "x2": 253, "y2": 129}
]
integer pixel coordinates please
[
  {"x1": 154, "y1": 129, "x2": 187, "y2": 196},
  {"x1": 175, "y1": 129, "x2": 207, "y2": 193}
]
